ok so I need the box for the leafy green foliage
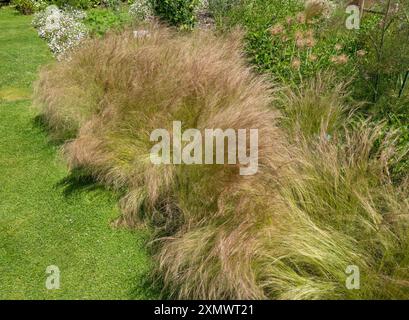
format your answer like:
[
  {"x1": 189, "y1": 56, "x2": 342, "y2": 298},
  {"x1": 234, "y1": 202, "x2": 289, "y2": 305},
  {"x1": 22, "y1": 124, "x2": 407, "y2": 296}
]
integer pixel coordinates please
[
  {"x1": 354, "y1": 1, "x2": 409, "y2": 103},
  {"x1": 151, "y1": 0, "x2": 199, "y2": 29},
  {"x1": 84, "y1": 7, "x2": 131, "y2": 36},
  {"x1": 208, "y1": 1, "x2": 408, "y2": 181},
  {"x1": 207, "y1": 0, "x2": 239, "y2": 20},
  {"x1": 12, "y1": 0, "x2": 47, "y2": 14},
  {"x1": 0, "y1": 0, "x2": 11, "y2": 7},
  {"x1": 101, "y1": 0, "x2": 121, "y2": 9},
  {"x1": 213, "y1": 0, "x2": 359, "y2": 84}
]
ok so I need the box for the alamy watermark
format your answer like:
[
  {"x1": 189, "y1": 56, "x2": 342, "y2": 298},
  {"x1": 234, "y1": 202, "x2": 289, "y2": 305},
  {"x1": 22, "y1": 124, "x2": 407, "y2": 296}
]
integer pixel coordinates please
[
  {"x1": 345, "y1": 265, "x2": 360, "y2": 290},
  {"x1": 150, "y1": 121, "x2": 259, "y2": 176},
  {"x1": 45, "y1": 265, "x2": 60, "y2": 290},
  {"x1": 346, "y1": 5, "x2": 361, "y2": 30}
]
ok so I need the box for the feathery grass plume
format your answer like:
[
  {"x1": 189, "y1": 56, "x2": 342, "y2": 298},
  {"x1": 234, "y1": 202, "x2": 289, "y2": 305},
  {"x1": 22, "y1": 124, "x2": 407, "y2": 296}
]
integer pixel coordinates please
[
  {"x1": 275, "y1": 72, "x2": 353, "y2": 141},
  {"x1": 35, "y1": 25, "x2": 409, "y2": 299},
  {"x1": 304, "y1": 0, "x2": 336, "y2": 20},
  {"x1": 270, "y1": 122, "x2": 409, "y2": 299},
  {"x1": 34, "y1": 24, "x2": 291, "y2": 298},
  {"x1": 157, "y1": 120, "x2": 409, "y2": 299}
]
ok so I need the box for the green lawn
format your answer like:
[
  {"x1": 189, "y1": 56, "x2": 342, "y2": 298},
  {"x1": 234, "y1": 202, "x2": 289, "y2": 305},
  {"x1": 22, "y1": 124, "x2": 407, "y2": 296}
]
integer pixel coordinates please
[{"x1": 0, "y1": 6, "x2": 156, "y2": 299}]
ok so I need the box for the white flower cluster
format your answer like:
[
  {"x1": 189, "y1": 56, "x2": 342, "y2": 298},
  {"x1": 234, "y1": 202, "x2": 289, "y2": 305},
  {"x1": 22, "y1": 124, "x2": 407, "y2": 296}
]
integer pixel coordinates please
[
  {"x1": 32, "y1": 6, "x2": 88, "y2": 60},
  {"x1": 129, "y1": 0, "x2": 153, "y2": 21}
]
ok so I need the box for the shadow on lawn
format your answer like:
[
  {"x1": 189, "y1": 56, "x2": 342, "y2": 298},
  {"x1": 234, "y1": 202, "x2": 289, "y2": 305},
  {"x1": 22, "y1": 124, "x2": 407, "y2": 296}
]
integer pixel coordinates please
[
  {"x1": 32, "y1": 114, "x2": 165, "y2": 299},
  {"x1": 128, "y1": 274, "x2": 163, "y2": 300},
  {"x1": 32, "y1": 114, "x2": 107, "y2": 194},
  {"x1": 32, "y1": 114, "x2": 66, "y2": 146},
  {"x1": 55, "y1": 171, "x2": 164, "y2": 300},
  {"x1": 32, "y1": 115, "x2": 108, "y2": 196},
  {"x1": 55, "y1": 171, "x2": 108, "y2": 197},
  {"x1": 56, "y1": 171, "x2": 165, "y2": 300}
]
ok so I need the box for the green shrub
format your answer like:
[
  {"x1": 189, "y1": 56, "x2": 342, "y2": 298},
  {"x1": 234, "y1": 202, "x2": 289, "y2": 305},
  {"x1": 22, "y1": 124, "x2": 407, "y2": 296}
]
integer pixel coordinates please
[
  {"x1": 13, "y1": 0, "x2": 35, "y2": 15},
  {"x1": 12, "y1": 0, "x2": 47, "y2": 14},
  {"x1": 151, "y1": 0, "x2": 200, "y2": 29},
  {"x1": 0, "y1": 0, "x2": 11, "y2": 8},
  {"x1": 354, "y1": 1, "x2": 409, "y2": 103}
]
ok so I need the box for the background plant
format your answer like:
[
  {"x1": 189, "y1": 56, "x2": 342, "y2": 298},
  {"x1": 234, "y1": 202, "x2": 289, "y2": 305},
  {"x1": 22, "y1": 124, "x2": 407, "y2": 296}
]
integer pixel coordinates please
[
  {"x1": 50, "y1": 0, "x2": 101, "y2": 10},
  {"x1": 151, "y1": 0, "x2": 200, "y2": 29},
  {"x1": 205, "y1": 0, "x2": 239, "y2": 21},
  {"x1": 12, "y1": 0, "x2": 47, "y2": 14},
  {"x1": 32, "y1": 5, "x2": 88, "y2": 59},
  {"x1": 355, "y1": 0, "x2": 409, "y2": 102},
  {"x1": 352, "y1": 0, "x2": 409, "y2": 180},
  {"x1": 84, "y1": 6, "x2": 131, "y2": 35},
  {"x1": 211, "y1": 0, "x2": 358, "y2": 84},
  {"x1": 101, "y1": 0, "x2": 121, "y2": 9},
  {"x1": 128, "y1": 0, "x2": 153, "y2": 21},
  {"x1": 0, "y1": 0, "x2": 11, "y2": 7}
]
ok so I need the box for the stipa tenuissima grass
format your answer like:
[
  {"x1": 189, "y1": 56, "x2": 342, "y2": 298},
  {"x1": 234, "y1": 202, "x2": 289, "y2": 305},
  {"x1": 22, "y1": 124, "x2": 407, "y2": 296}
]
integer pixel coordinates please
[{"x1": 34, "y1": 25, "x2": 409, "y2": 299}]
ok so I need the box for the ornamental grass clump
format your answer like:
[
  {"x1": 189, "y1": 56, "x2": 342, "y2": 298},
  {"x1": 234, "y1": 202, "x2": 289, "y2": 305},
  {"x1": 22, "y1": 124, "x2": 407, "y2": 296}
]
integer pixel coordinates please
[
  {"x1": 34, "y1": 25, "x2": 290, "y2": 229},
  {"x1": 35, "y1": 26, "x2": 409, "y2": 299},
  {"x1": 275, "y1": 72, "x2": 352, "y2": 141}
]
